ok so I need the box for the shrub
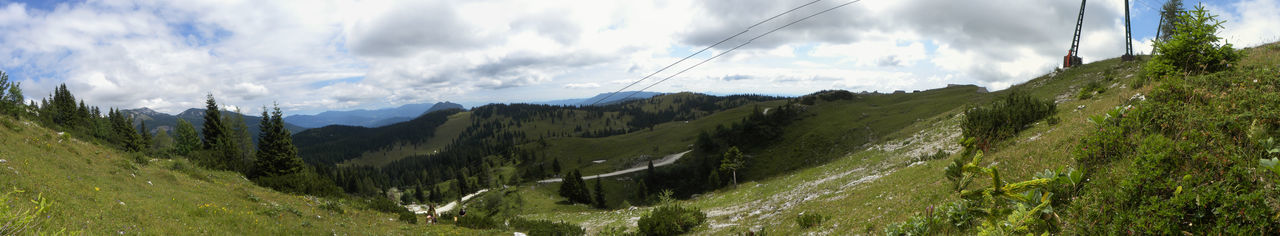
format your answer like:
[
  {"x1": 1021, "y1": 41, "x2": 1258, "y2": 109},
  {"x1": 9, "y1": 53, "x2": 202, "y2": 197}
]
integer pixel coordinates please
[
  {"x1": 509, "y1": 218, "x2": 585, "y2": 236},
  {"x1": 962, "y1": 91, "x2": 1056, "y2": 150},
  {"x1": 251, "y1": 170, "x2": 343, "y2": 197},
  {"x1": 397, "y1": 210, "x2": 417, "y2": 224},
  {"x1": 1145, "y1": 4, "x2": 1243, "y2": 78},
  {"x1": 795, "y1": 212, "x2": 826, "y2": 229},
  {"x1": 912, "y1": 149, "x2": 950, "y2": 163},
  {"x1": 456, "y1": 214, "x2": 499, "y2": 229},
  {"x1": 364, "y1": 196, "x2": 403, "y2": 214},
  {"x1": 637, "y1": 204, "x2": 706, "y2": 236},
  {"x1": 1068, "y1": 67, "x2": 1280, "y2": 234},
  {"x1": 1076, "y1": 80, "x2": 1105, "y2": 100}
]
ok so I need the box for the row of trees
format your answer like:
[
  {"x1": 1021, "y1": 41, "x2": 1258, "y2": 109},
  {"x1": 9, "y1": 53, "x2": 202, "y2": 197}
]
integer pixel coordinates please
[
  {"x1": 556, "y1": 169, "x2": 607, "y2": 209},
  {"x1": 0, "y1": 74, "x2": 334, "y2": 196},
  {"x1": 0, "y1": 71, "x2": 24, "y2": 118}
]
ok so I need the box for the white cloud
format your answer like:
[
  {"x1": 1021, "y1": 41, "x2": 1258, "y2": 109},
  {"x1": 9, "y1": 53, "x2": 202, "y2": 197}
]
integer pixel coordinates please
[
  {"x1": 564, "y1": 83, "x2": 601, "y2": 89},
  {"x1": 0, "y1": 0, "x2": 1275, "y2": 116}
]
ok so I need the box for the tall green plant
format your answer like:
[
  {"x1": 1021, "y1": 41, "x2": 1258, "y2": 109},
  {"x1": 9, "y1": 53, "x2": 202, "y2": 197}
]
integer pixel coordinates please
[{"x1": 1146, "y1": 4, "x2": 1243, "y2": 77}]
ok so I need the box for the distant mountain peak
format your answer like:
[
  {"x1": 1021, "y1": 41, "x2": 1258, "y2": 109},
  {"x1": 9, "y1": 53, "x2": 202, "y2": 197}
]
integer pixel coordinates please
[
  {"x1": 284, "y1": 101, "x2": 467, "y2": 128},
  {"x1": 537, "y1": 91, "x2": 665, "y2": 106}
]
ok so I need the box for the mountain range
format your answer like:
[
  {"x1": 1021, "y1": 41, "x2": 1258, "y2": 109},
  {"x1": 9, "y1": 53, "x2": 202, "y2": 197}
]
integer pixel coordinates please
[
  {"x1": 284, "y1": 102, "x2": 464, "y2": 128},
  {"x1": 121, "y1": 107, "x2": 308, "y2": 139},
  {"x1": 536, "y1": 91, "x2": 664, "y2": 106}
]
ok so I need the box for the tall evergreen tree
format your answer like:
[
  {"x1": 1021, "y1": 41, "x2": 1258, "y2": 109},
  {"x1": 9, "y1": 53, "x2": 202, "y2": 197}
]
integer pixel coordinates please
[
  {"x1": 414, "y1": 185, "x2": 427, "y2": 203},
  {"x1": 552, "y1": 158, "x2": 562, "y2": 175},
  {"x1": 429, "y1": 185, "x2": 443, "y2": 203},
  {"x1": 51, "y1": 84, "x2": 78, "y2": 127},
  {"x1": 254, "y1": 105, "x2": 305, "y2": 177},
  {"x1": 558, "y1": 170, "x2": 580, "y2": 204},
  {"x1": 201, "y1": 94, "x2": 225, "y2": 149},
  {"x1": 636, "y1": 179, "x2": 649, "y2": 204},
  {"x1": 1159, "y1": 0, "x2": 1185, "y2": 41},
  {"x1": 153, "y1": 128, "x2": 174, "y2": 154},
  {"x1": 138, "y1": 121, "x2": 153, "y2": 152},
  {"x1": 227, "y1": 108, "x2": 255, "y2": 173},
  {"x1": 109, "y1": 109, "x2": 142, "y2": 151},
  {"x1": 593, "y1": 177, "x2": 606, "y2": 208},
  {"x1": 0, "y1": 70, "x2": 22, "y2": 118},
  {"x1": 174, "y1": 118, "x2": 200, "y2": 155}
]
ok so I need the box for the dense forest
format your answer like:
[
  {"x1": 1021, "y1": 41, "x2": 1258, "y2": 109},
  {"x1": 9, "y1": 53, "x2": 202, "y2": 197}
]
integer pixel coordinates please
[{"x1": 301, "y1": 93, "x2": 789, "y2": 201}]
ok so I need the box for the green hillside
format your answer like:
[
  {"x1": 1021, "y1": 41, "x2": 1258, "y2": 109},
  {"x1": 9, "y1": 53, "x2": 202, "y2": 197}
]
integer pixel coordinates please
[
  {"x1": 0, "y1": 116, "x2": 493, "y2": 235},
  {"x1": 500, "y1": 42, "x2": 1280, "y2": 234}
]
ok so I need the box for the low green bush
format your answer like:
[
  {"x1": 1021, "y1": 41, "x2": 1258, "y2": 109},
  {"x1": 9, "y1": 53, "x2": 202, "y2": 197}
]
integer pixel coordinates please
[
  {"x1": 1067, "y1": 67, "x2": 1280, "y2": 234},
  {"x1": 637, "y1": 204, "x2": 706, "y2": 236},
  {"x1": 1076, "y1": 80, "x2": 1106, "y2": 100},
  {"x1": 456, "y1": 214, "x2": 499, "y2": 229},
  {"x1": 795, "y1": 212, "x2": 826, "y2": 229},
  {"x1": 508, "y1": 218, "x2": 585, "y2": 236},
  {"x1": 962, "y1": 91, "x2": 1056, "y2": 150}
]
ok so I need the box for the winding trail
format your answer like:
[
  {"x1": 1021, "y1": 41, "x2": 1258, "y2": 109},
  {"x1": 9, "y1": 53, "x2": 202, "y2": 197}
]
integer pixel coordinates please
[
  {"x1": 537, "y1": 150, "x2": 691, "y2": 183},
  {"x1": 405, "y1": 189, "x2": 488, "y2": 214}
]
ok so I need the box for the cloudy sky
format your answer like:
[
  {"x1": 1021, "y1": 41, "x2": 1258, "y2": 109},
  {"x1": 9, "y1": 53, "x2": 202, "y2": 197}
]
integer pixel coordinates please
[{"x1": 1, "y1": 0, "x2": 1277, "y2": 115}]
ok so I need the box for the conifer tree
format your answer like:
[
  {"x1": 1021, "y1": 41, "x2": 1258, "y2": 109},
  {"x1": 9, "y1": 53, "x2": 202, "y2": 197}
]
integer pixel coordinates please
[
  {"x1": 558, "y1": 170, "x2": 577, "y2": 203},
  {"x1": 593, "y1": 177, "x2": 606, "y2": 208},
  {"x1": 429, "y1": 185, "x2": 443, "y2": 203},
  {"x1": 51, "y1": 84, "x2": 78, "y2": 127},
  {"x1": 414, "y1": 185, "x2": 427, "y2": 203},
  {"x1": 227, "y1": 108, "x2": 254, "y2": 173},
  {"x1": 254, "y1": 105, "x2": 305, "y2": 177},
  {"x1": 153, "y1": 128, "x2": 174, "y2": 154},
  {"x1": 0, "y1": 70, "x2": 23, "y2": 118},
  {"x1": 201, "y1": 94, "x2": 225, "y2": 149},
  {"x1": 552, "y1": 158, "x2": 562, "y2": 175},
  {"x1": 1159, "y1": 0, "x2": 1184, "y2": 41},
  {"x1": 138, "y1": 121, "x2": 153, "y2": 152},
  {"x1": 637, "y1": 179, "x2": 649, "y2": 204},
  {"x1": 174, "y1": 118, "x2": 200, "y2": 155}
]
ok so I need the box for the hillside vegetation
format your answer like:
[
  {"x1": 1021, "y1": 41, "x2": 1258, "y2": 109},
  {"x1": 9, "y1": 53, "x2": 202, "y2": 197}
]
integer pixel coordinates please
[
  {"x1": 504, "y1": 39, "x2": 1280, "y2": 234},
  {"x1": 0, "y1": 115, "x2": 493, "y2": 234}
]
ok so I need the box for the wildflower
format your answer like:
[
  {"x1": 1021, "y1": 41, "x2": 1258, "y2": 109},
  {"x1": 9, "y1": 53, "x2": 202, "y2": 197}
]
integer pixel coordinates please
[{"x1": 95, "y1": 187, "x2": 100, "y2": 191}]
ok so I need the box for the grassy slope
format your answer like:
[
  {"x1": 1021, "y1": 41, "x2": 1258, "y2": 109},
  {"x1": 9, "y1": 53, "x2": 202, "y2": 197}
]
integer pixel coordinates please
[
  {"x1": 0, "y1": 118, "x2": 497, "y2": 235},
  {"x1": 508, "y1": 42, "x2": 1255, "y2": 233},
  {"x1": 531, "y1": 99, "x2": 789, "y2": 176},
  {"x1": 341, "y1": 112, "x2": 474, "y2": 167}
]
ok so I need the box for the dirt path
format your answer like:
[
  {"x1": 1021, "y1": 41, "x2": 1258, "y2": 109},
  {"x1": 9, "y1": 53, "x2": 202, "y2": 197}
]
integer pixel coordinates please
[
  {"x1": 405, "y1": 189, "x2": 488, "y2": 214},
  {"x1": 537, "y1": 150, "x2": 691, "y2": 183}
]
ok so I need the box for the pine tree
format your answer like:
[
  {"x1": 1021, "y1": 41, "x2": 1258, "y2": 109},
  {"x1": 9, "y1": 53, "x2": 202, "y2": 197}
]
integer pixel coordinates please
[
  {"x1": 253, "y1": 105, "x2": 305, "y2": 177},
  {"x1": 552, "y1": 158, "x2": 562, "y2": 175},
  {"x1": 593, "y1": 177, "x2": 606, "y2": 208},
  {"x1": 51, "y1": 84, "x2": 78, "y2": 127},
  {"x1": 1159, "y1": 0, "x2": 1184, "y2": 41},
  {"x1": 138, "y1": 121, "x2": 153, "y2": 152},
  {"x1": 0, "y1": 70, "x2": 22, "y2": 118},
  {"x1": 227, "y1": 108, "x2": 254, "y2": 173},
  {"x1": 201, "y1": 94, "x2": 225, "y2": 150},
  {"x1": 477, "y1": 163, "x2": 492, "y2": 189},
  {"x1": 455, "y1": 171, "x2": 470, "y2": 201},
  {"x1": 414, "y1": 185, "x2": 427, "y2": 203},
  {"x1": 646, "y1": 160, "x2": 657, "y2": 185},
  {"x1": 153, "y1": 128, "x2": 174, "y2": 154},
  {"x1": 637, "y1": 179, "x2": 649, "y2": 204},
  {"x1": 429, "y1": 185, "x2": 443, "y2": 203},
  {"x1": 558, "y1": 170, "x2": 580, "y2": 204},
  {"x1": 174, "y1": 118, "x2": 200, "y2": 155}
]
